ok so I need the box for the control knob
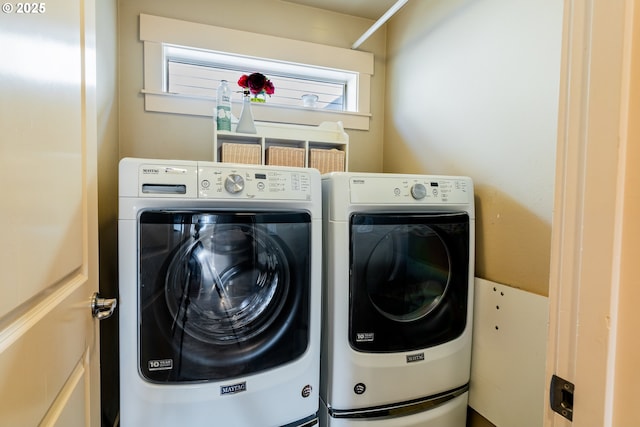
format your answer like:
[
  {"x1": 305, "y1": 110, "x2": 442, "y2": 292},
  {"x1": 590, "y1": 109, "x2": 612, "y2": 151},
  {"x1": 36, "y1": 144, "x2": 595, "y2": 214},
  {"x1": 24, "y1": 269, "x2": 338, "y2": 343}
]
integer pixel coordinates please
[
  {"x1": 224, "y1": 173, "x2": 245, "y2": 194},
  {"x1": 410, "y1": 183, "x2": 427, "y2": 200}
]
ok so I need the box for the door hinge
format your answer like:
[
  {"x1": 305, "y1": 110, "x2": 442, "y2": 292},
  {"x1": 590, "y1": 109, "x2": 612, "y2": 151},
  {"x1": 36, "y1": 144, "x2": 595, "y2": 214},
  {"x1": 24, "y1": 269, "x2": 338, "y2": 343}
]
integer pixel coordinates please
[{"x1": 550, "y1": 374, "x2": 574, "y2": 421}]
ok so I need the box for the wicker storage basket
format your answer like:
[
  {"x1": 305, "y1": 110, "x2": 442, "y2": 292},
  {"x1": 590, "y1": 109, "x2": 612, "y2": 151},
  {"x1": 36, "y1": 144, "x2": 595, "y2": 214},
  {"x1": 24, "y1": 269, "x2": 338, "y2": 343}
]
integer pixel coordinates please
[
  {"x1": 266, "y1": 146, "x2": 305, "y2": 167},
  {"x1": 309, "y1": 148, "x2": 345, "y2": 174},
  {"x1": 219, "y1": 143, "x2": 261, "y2": 164}
]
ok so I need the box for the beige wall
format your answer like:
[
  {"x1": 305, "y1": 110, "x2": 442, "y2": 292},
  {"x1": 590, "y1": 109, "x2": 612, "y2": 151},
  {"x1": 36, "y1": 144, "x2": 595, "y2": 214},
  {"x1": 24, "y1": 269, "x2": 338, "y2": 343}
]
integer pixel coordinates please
[
  {"x1": 117, "y1": 0, "x2": 387, "y2": 172},
  {"x1": 384, "y1": 0, "x2": 564, "y2": 297}
]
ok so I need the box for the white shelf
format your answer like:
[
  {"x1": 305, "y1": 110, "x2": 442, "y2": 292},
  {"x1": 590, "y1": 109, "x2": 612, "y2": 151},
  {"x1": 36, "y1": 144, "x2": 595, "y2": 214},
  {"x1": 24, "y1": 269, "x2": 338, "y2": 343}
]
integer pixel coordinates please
[{"x1": 213, "y1": 121, "x2": 349, "y2": 172}]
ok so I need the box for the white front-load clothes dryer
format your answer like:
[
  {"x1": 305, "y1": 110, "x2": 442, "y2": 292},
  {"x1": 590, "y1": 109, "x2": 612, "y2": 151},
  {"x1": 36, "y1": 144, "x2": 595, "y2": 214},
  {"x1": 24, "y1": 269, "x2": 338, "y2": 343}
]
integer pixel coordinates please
[
  {"x1": 118, "y1": 158, "x2": 322, "y2": 427},
  {"x1": 320, "y1": 172, "x2": 475, "y2": 426}
]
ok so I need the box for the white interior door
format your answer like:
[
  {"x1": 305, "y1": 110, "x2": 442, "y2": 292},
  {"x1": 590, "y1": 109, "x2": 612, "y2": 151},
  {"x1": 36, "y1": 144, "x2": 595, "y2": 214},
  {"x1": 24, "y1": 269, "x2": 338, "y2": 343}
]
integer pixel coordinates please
[{"x1": 0, "y1": 0, "x2": 100, "y2": 426}]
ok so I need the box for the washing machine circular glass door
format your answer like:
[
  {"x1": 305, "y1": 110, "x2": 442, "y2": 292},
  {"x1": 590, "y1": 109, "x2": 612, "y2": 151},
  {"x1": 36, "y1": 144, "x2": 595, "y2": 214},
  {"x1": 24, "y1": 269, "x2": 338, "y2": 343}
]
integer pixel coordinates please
[
  {"x1": 137, "y1": 210, "x2": 311, "y2": 383},
  {"x1": 349, "y1": 212, "x2": 470, "y2": 353}
]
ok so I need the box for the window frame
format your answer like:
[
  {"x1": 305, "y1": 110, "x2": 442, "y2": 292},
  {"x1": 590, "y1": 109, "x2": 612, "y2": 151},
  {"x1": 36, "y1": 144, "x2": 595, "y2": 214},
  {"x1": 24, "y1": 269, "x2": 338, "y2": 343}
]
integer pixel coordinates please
[{"x1": 139, "y1": 14, "x2": 374, "y2": 130}]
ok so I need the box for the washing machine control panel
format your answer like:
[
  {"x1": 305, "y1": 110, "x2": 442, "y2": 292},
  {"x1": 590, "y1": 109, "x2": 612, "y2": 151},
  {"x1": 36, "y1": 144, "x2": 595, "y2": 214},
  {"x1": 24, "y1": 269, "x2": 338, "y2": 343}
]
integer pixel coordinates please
[
  {"x1": 350, "y1": 176, "x2": 472, "y2": 204},
  {"x1": 199, "y1": 165, "x2": 314, "y2": 200}
]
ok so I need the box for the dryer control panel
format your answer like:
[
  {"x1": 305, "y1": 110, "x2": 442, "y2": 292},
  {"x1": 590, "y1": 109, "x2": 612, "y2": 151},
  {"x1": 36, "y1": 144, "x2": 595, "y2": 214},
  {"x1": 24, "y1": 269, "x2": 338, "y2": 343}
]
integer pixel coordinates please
[
  {"x1": 349, "y1": 175, "x2": 472, "y2": 205},
  {"x1": 199, "y1": 165, "x2": 314, "y2": 201}
]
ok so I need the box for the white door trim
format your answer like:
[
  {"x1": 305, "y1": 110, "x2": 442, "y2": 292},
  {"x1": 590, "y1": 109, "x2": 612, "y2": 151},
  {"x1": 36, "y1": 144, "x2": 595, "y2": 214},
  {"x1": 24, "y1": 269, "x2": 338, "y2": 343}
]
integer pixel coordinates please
[{"x1": 544, "y1": 0, "x2": 638, "y2": 426}]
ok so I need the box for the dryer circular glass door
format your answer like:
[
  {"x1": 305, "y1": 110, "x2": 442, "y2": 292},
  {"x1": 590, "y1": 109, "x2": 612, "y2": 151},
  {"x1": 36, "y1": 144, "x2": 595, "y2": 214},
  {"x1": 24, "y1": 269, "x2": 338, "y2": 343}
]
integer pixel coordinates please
[
  {"x1": 349, "y1": 212, "x2": 470, "y2": 353},
  {"x1": 138, "y1": 210, "x2": 311, "y2": 383},
  {"x1": 364, "y1": 223, "x2": 450, "y2": 322}
]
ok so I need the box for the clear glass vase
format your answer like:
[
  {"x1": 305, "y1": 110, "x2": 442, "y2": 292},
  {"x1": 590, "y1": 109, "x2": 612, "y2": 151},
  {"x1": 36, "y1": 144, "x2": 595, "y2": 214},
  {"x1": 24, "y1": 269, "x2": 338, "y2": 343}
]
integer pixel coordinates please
[{"x1": 236, "y1": 94, "x2": 257, "y2": 134}]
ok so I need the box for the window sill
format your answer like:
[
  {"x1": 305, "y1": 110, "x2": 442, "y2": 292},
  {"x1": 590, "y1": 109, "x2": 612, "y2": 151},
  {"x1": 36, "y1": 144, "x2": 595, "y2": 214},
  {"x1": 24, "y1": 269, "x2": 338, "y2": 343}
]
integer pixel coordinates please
[{"x1": 142, "y1": 90, "x2": 371, "y2": 131}]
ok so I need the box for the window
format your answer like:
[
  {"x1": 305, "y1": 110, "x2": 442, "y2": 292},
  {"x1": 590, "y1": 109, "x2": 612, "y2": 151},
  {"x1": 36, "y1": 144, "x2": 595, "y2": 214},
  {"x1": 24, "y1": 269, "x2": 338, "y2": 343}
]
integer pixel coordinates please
[
  {"x1": 140, "y1": 14, "x2": 374, "y2": 130},
  {"x1": 165, "y1": 47, "x2": 352, "y2": 111}
]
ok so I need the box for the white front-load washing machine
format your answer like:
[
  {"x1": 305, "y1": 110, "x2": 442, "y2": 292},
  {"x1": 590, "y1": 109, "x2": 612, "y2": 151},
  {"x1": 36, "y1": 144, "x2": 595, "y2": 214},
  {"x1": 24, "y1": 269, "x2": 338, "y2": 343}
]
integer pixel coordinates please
[
  {"x1": 320, "y1": 172, "x2": 474, "y2": 426},
  {"x1": 118, "y1": 158, "x2": 322, "y2": 427}
]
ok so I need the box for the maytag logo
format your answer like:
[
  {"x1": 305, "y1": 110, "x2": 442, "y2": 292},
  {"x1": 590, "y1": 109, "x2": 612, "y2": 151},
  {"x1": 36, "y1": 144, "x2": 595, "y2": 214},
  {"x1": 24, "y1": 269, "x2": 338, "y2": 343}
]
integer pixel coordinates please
[
  {"x1": 142, "y1": 168, "x2": 160, "y2": 174},
  {"x1": 406, "y1": 352, "x2": 425, "y2": 363},
  {"x1": 220, "y1": 382, "x2": 247, "y2": 396}
]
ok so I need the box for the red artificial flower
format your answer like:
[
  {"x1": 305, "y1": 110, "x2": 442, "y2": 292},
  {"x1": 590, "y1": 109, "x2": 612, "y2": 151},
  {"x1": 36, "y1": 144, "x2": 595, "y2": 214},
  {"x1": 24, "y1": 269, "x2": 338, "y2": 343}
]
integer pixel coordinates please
[
  {"x1": 263, "y1": 79, "x2": 275, "y2": 95},
  {"x1": 237, "y1": 74, "x2": 249, "y2": 89},
  {"x1": 247, "y1": 73, "x2": 266, "y2": 94},
  {"x1": 238, "y1": 72, "x2": 275, "y2": 96}
]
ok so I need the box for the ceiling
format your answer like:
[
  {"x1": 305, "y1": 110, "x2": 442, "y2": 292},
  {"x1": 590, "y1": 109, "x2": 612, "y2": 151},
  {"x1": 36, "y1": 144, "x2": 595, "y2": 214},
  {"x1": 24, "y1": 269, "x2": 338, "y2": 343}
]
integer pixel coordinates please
[{"x1": 280, "y1": 0, "x2": 400, "y2": 20}]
